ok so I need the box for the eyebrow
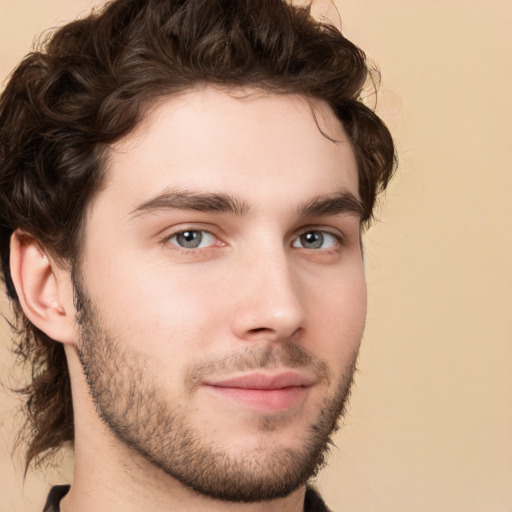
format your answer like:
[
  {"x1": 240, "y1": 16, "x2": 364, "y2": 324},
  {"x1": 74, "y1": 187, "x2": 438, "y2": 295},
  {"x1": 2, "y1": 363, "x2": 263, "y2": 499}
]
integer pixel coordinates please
[
  {"x1": 129, "y1": 188, "x2": 250, "y2": 218},
  {"x1": 129, "y1": 187, "x2": 363, "y2": 220},
  {"x1": 298, "y1": 190, "x2": 364, "y2": 219}
]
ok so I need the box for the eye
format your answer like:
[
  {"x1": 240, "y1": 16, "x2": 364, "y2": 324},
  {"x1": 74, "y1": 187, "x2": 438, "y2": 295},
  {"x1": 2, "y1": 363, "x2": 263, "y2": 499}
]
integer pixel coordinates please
[
  {"x1": 292, "y1": 230, "x2": 339, "y2": 250},
  {"x1": 168, "y1": 230, "x2": 216, "y2": 249}
]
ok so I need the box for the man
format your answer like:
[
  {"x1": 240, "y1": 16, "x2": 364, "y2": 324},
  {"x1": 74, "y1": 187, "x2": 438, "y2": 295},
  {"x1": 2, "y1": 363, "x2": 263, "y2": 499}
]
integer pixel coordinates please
[{"x1": 0, "y1": 0, "x2": 396, "y2": 510}]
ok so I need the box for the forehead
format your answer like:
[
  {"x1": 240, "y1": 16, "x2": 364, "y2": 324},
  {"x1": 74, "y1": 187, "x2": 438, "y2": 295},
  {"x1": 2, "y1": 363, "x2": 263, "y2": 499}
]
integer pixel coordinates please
[{"x1": 100, "y1": 86, "x2": 358, "y2": 214}]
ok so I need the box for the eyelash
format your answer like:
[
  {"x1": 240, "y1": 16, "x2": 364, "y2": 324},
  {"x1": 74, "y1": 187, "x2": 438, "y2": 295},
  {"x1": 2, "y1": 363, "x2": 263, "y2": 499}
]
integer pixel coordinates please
[
  {"x1": 166, "y1": 229, "x2": 218, "y2": 250},
  {"x1": 292, "y1": 228, "x2": 343, "y2": 251},
  {"x1": 162, "y1": 226, "x2": 345, "y2": 252}
]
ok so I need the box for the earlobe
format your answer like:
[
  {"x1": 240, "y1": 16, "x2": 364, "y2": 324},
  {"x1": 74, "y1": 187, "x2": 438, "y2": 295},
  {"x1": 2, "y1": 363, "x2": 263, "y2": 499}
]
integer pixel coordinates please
[{"x1": 9, "y1": 230, "x2": 77, "y2": 345}]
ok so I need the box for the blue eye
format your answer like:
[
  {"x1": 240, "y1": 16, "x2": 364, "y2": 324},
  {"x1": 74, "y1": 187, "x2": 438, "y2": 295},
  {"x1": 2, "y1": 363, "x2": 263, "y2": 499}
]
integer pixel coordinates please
[
  {"x1": 292, "y1": 231, "x2": 338, "y2": 250},
  {"x1": 169, "y1": 230, "x2": 216, "y2": 249}
]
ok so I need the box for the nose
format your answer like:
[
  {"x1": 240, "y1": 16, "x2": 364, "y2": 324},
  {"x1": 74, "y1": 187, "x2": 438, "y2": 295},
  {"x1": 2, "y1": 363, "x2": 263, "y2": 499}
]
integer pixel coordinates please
[{"x1": 230, "y1": 246, "x2": 307, "y2": 343}]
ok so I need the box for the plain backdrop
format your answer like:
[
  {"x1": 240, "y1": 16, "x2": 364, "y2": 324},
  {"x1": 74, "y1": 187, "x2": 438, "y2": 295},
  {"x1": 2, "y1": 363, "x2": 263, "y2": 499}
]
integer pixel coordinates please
[{"x1": 1, "y1": 1, "x2": 511, "y2": 511}]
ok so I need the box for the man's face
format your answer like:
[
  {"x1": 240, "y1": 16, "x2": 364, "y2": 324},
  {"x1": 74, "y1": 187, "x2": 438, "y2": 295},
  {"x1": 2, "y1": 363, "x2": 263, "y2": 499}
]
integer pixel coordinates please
[{"x1": 74, "y1": 87, "x2": 366, "y2": 501}]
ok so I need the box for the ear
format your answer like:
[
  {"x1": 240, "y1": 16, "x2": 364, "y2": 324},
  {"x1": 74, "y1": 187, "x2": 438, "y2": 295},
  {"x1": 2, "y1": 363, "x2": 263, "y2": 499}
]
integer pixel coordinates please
[{"x1": 9, "y1": 230, "x2": 77, "y2": 345}]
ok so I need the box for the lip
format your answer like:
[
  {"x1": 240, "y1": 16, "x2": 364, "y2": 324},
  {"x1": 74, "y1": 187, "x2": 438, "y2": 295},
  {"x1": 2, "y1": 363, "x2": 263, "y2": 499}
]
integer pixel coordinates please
[
  {"x1": 206, "y1": 371, "x2": 314, "y2": 389},
  {"x1": 203, "y1": 371, "x2": 314, "y2": 413}
]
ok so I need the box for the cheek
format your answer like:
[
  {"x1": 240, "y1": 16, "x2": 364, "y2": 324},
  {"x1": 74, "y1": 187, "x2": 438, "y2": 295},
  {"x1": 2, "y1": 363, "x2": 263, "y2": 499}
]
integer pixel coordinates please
[
  {"x1": 84, "y1": 257, "x2": 225, "y2": 355},
  {"x1": 305, "y1": 265, "x2": 367, "y2": 361}
]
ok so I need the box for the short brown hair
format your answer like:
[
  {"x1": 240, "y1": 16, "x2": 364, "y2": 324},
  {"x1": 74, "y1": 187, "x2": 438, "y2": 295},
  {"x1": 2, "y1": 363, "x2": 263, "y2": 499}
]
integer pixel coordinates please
[{"x1": 0, "y1": 0, "x2": 396, "y2": 470}]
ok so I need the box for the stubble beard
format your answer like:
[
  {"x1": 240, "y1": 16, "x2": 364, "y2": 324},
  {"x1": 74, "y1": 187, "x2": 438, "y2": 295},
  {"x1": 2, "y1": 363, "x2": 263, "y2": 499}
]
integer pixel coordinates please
[{"x1": 74, "y1": 281, "x2": 359, "y2": 503}]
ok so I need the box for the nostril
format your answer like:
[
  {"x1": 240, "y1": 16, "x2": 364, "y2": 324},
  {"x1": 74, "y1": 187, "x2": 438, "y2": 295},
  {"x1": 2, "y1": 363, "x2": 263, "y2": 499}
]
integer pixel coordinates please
[{"x1": 248, "y1": 327, "x2": 271, "y2": 334}]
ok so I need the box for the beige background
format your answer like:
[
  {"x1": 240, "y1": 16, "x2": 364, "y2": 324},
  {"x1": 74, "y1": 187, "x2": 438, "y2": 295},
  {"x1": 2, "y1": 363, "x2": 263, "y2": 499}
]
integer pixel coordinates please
[{"x1": 1, "y1": 1, "x2": 511, "y2": 511}]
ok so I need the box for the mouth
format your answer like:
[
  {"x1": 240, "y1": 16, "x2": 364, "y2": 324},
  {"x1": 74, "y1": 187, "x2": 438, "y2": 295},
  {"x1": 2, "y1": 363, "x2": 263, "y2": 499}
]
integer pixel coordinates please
[{"x1": 203, "y1": 371, "x2": 314, "y2": 413}]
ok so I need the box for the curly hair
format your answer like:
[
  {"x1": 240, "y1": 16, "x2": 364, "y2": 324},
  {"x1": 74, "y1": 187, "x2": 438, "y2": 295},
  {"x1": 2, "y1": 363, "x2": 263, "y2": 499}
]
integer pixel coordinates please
[{"x1": 0, "y1": 0, "x2": 397, "y2": 471}]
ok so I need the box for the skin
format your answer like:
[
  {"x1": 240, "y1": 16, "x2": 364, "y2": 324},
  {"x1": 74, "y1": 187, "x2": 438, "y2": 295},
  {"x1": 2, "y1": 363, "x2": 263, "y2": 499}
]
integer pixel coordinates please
[{"x1": 11, "y1": 86, "x2": 366, "y2": 511}]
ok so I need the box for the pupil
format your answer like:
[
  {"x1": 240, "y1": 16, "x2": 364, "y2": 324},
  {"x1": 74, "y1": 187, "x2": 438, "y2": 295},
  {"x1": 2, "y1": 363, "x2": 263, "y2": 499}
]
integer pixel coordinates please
[
  {"x1": 301, "y1": 232, "x2": 323, "y2": 249},
  {"x1": 177, "y1": 231, "x2": 202, "y2": 248}
]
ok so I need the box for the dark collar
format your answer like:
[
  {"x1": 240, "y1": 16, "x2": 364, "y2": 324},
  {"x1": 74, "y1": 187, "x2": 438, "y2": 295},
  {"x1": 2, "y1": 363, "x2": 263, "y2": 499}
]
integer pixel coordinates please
[
  {"x1": 305, "y1": 486, "x2": 332, "y2": 511},
  {"x1": 43, "y1": 484, "x2": 332, "y2": 511},
  {"x1": 42, "y1": 485, "x2": 70, "y2": 512}
]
